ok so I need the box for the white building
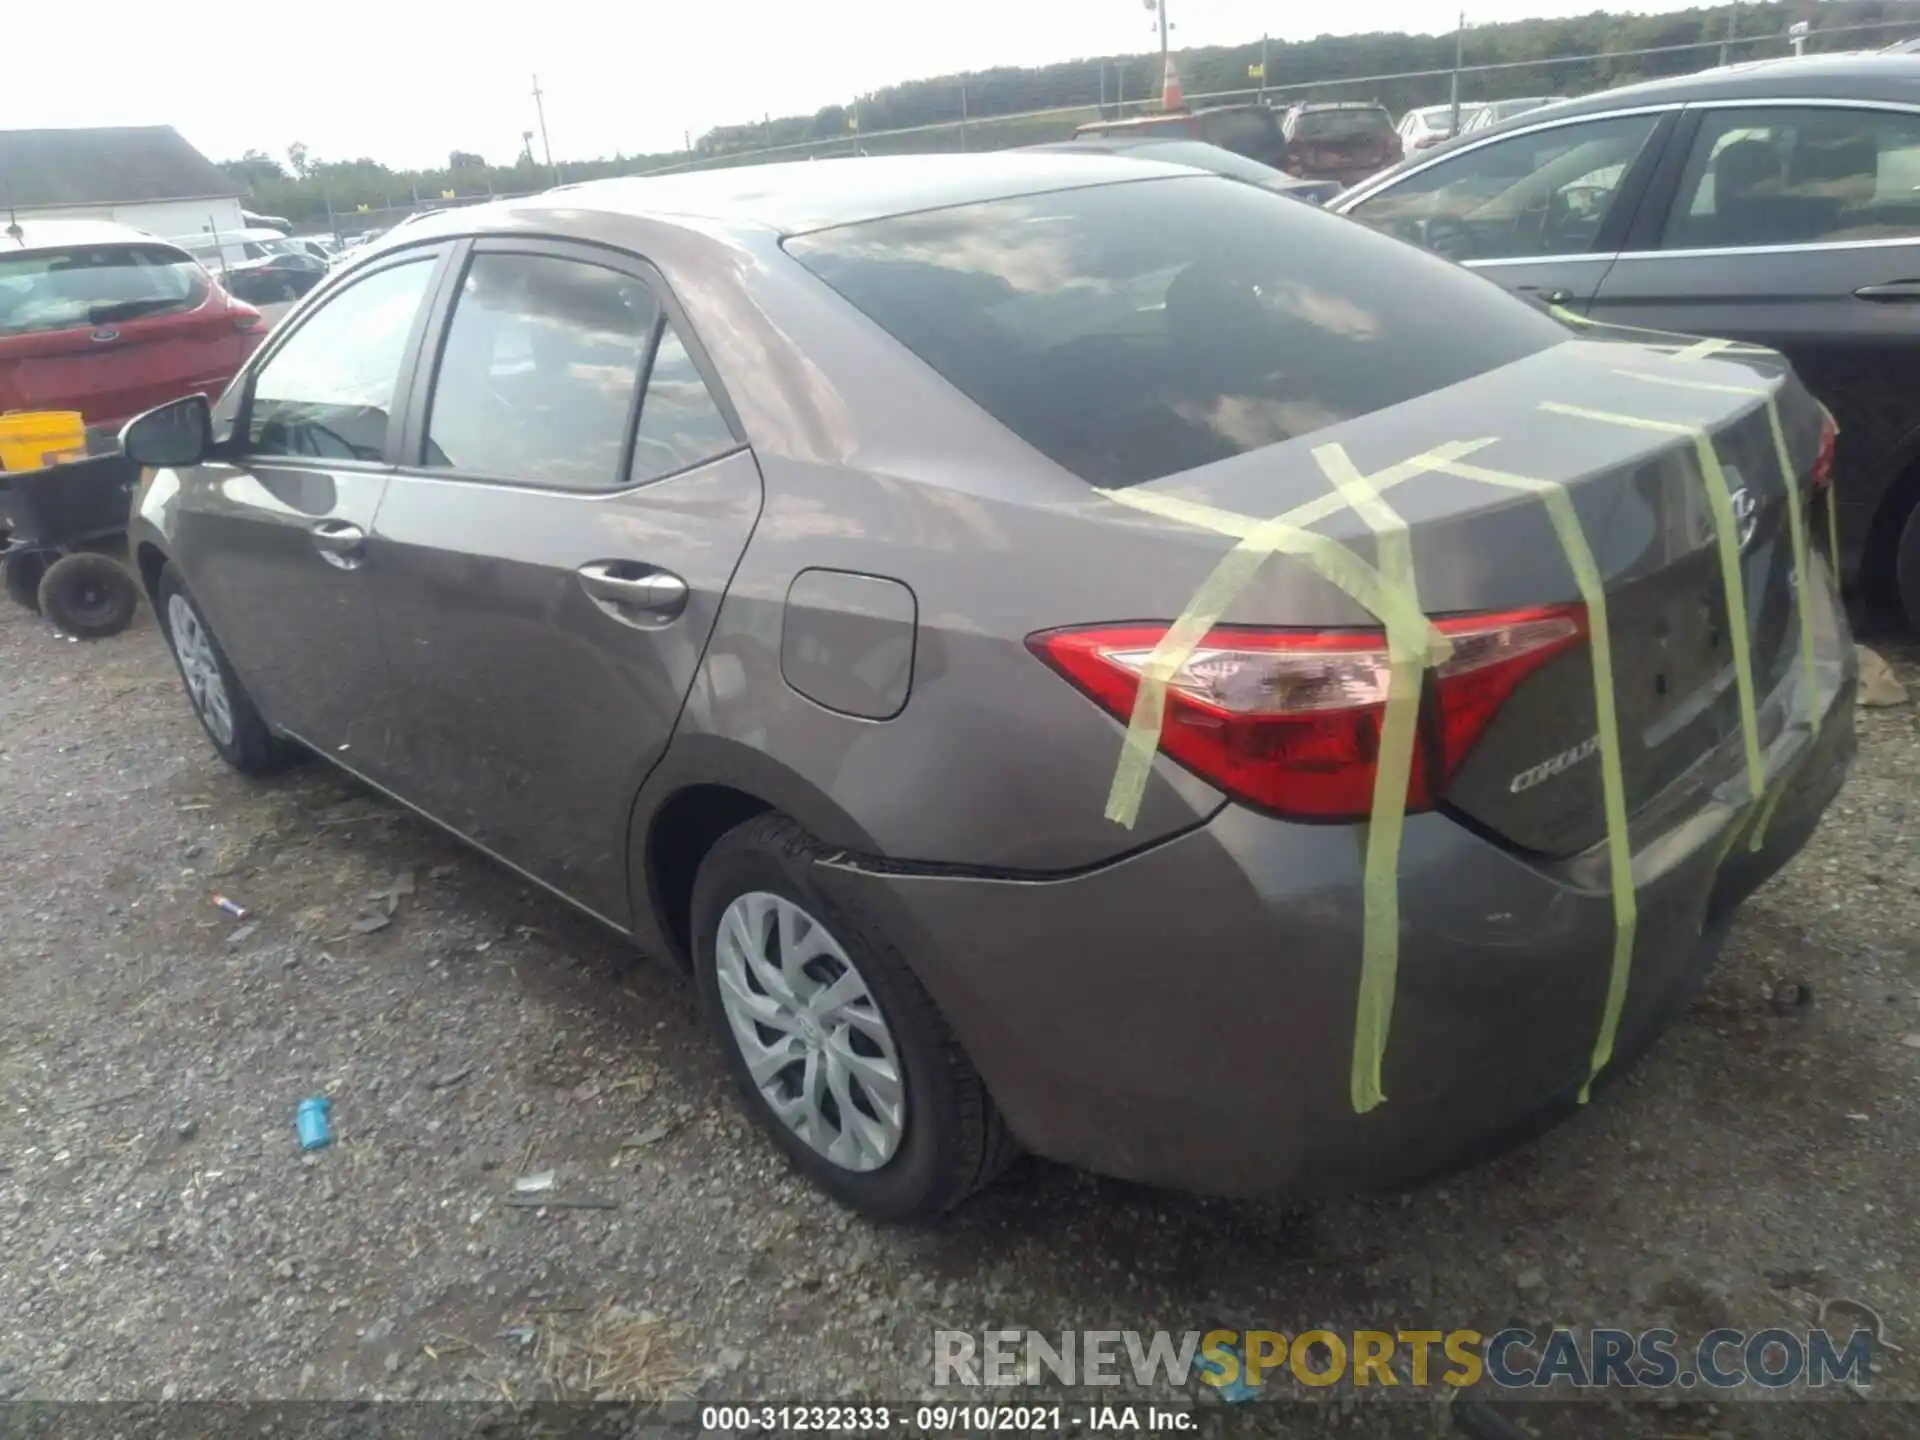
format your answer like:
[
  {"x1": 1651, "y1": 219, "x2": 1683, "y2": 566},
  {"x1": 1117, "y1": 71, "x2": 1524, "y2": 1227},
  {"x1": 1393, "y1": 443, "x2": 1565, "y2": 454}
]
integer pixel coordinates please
[{"x1": 0, "y1": 125, "x2": 244, "y2": 240}]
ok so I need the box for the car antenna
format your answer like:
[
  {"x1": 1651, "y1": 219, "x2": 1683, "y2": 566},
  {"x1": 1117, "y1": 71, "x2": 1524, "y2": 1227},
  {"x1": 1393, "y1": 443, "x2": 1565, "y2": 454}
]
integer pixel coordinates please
[{"x1": 4, "y1": 188, "x2": 22, "y2": 244}]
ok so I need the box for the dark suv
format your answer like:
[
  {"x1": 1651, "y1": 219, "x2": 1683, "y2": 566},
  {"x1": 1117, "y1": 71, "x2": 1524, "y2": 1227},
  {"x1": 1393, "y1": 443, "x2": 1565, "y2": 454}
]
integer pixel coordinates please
[
  {"x1": 1073, "y1": 105, "x2": 1288, "y2": 170},
  {"x1": 1281, "y1": 102, "x2": 1402, "y2": 187}
]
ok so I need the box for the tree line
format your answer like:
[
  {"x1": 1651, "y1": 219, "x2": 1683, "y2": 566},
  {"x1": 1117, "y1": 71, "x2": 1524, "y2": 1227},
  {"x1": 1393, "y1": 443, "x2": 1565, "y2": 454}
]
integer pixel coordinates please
[{"x1": 227, "y1": 0, "x2": 1920, "y2": 229}]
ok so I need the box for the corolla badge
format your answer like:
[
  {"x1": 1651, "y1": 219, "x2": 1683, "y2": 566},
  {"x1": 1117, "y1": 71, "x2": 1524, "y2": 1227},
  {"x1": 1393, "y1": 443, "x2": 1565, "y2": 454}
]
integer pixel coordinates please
[{"x1": 1509, "y1": 734, "x2": 1601, "y2": 794}]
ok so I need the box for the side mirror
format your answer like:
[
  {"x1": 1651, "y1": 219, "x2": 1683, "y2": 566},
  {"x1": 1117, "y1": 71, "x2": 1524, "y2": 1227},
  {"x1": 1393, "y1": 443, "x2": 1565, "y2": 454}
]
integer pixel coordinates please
[{"x1": 120, "y1": 394, "x2": 213, "y2": 468}]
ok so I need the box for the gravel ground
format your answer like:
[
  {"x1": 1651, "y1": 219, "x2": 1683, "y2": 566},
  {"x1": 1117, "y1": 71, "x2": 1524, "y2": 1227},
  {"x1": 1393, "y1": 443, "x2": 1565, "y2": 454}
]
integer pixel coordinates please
[{"x1": 0, "y1": 594, "x2": 1916, "y2": 1437}]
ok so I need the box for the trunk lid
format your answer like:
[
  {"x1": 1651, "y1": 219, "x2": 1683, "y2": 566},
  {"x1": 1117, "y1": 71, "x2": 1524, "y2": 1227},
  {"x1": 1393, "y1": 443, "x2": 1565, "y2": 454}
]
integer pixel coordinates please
[{"x1": 1123, "y1": 337, "x2": 1823, "y2": 857}]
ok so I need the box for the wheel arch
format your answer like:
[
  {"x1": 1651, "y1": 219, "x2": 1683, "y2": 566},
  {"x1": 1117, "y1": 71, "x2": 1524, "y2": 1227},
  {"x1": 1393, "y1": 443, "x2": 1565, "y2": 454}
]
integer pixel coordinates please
[
  {"x1": 134, "y1": 540, "x2": 170, "y2": 609},
  {"x1": 627, "y1": 734, "x2": 883, "y2": 970}
]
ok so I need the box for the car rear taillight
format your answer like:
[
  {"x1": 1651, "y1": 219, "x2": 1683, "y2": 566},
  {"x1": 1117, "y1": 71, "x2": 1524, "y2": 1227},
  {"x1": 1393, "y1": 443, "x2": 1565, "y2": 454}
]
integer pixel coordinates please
[
  {"x1": 1028, "y1": 605, "x2": 1587, "y2": 820},
  {"x1": 1810, "y1": 408, "x2": 1836, "y2": 491}
]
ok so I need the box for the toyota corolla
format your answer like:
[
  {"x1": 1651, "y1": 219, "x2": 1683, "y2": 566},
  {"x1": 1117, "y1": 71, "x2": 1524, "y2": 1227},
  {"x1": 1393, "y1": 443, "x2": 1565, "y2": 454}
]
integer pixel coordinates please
[{"x1": 121, "y1": 154, "x2": 1855, "y2": 1219}]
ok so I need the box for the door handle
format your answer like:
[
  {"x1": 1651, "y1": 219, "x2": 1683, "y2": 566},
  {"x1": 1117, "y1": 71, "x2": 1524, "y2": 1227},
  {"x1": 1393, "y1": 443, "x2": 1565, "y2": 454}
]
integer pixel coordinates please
[
  {"x1": 309, "y1": 520, "x2": 367, "y2": 569},
  {"x1": 1516, "y1": 285, "x2": 1573, "y2": 306},
  {"x1": 1853, "y1": 280, "x2": 1920, "y2": 302},
  {"x1": 577, "y1": 561, "x2": 689, "y2": 624}
]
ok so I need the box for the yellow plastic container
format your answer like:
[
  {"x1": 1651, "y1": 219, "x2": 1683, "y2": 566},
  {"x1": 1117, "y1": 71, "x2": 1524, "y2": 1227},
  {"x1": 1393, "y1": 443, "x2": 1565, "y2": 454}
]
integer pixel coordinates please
[{"x1": 0, "y1": 410, "x2": 87, "y2": 471}]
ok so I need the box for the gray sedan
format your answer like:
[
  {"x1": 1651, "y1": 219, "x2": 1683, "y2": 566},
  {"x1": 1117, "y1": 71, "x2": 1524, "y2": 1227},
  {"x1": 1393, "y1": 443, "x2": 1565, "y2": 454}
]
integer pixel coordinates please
[{"x1": 121, "y1": 153, "x2": 1854, "y2": 1218}]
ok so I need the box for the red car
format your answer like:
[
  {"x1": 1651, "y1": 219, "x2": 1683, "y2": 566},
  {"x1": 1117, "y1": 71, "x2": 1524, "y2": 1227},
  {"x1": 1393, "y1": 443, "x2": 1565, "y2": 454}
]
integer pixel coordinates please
[
  {"x1": 1280, "y1": 102, "x2": 1404, "y2": 189},
  {"x1": 0, "y1": 220, "x2": 265, "y2": 452}
]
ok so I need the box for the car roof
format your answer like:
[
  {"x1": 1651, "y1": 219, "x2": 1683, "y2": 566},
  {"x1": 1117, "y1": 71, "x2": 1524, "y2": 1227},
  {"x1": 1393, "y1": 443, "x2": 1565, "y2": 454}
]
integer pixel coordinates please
[
  {"x1": 1293, "y1": 101, "x2": 1389, "y2": 111},
  {"x1": 1024, "y1": 137, "x2": 1321, "y2": 188},
  {"x1": 1, "y1": 217, "x2": 174, "y2": 256},
  {"x1": 518, "y1": 152, "x2": 1204, "y2": 237}
]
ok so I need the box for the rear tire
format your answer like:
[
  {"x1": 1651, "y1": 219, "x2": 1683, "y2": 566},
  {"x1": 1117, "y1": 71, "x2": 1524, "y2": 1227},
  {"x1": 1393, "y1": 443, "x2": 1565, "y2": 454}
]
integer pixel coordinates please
[
  {"x1": 156, "y1": 563, "x2": 299, "y2": 775},
  {"x1": 3, "y1": 551, "x2": 46, "y2": 613},
  {"x1": 36, "y1": 552, "x2": 139, "y2": 638},
  {"x1": 691, "y1": 812, "x2": 1018, "y2": 1219}
]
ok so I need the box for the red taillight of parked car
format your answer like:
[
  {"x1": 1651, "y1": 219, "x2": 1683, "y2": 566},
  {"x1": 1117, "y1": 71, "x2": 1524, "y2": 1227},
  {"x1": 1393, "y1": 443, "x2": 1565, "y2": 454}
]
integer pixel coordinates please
[
  {"x1": 1810, "y1": 407, "x2": 1837, "y2": 491},
  {"x1": 1029, "y1": 604, "x2": 1587, "y2": 820}
]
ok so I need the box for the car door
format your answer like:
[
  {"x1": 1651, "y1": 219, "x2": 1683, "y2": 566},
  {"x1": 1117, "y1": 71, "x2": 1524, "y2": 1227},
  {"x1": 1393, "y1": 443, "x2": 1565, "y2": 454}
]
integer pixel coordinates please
[
  {"x1": 1592, "y1": 100, "x2": 1920, "y2": 578},
  {"x1": 1338, "y1": 108, "x2": 1678, "y2": 312},
  {"x1": 370, "y1": 238, "x2": 762, "y2": 925},
  {"x1": 175, "y1": 245, "x2": 450, "y2": 771}
]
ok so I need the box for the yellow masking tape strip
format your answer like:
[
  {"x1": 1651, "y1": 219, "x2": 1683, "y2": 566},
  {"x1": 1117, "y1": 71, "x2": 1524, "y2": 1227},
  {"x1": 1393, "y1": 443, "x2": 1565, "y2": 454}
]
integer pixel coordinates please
[
  {"x1": 1615, "y1": 371, "x2": 1820, "y2": 732},
  {"x1": 1540, "y1": 402, "x2": 1766, "y2": 801},
  {"x1": 1314, "y1": 443, "x2": 1426, "y2": 1114},
  {"x1": 1746, "y1": 780, "x2": 1791, "y2": 857},
  {"x1": 1421, "y1": 455, "x2": 1636, "y2": 1101},
  {"x1": 1092, "y1": 439, "x2": 1490, "y2": 829}
]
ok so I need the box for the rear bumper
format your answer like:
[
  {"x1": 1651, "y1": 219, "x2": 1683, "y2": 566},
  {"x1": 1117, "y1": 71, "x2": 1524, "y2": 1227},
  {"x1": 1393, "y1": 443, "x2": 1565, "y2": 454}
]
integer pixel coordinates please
[{"x1": 814, "y1": 592, "x2": 1858, "y2": 1197}]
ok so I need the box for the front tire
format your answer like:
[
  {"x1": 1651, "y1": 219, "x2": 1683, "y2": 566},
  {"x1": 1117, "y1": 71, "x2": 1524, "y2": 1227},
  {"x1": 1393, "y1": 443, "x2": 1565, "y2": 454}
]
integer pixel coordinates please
[
  {"x1": 1896, "y1": 497, "x2": 1920, "y2": 634},
  {"x1": 3, "y1": 551, "x2": 46, "y2": 613},
  {"x1": 156, "y1": 563, "x2": 298, "y2": 775},
  {"x1": 691, "y1": 813, "x2": 1017, "y2": 1219}
]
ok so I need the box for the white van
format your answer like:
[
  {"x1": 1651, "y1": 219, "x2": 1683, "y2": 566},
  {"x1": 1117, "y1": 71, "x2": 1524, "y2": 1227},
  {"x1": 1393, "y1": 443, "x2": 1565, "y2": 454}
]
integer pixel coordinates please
[{"x1": 166, "y1": 227, "x2": 305, "y2": 273}]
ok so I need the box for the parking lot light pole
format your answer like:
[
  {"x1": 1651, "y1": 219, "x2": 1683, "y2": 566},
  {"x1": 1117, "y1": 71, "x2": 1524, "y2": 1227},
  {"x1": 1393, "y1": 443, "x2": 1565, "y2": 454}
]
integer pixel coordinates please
[{"x1": 1449, "y1": 12, "x2": 1465, "y2": 135}]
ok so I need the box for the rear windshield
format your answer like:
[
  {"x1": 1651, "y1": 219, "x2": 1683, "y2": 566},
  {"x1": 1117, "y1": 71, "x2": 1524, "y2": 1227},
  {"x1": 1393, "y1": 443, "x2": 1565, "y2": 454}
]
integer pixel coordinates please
[
  {"x1": 784, "y1": 175, "x2": 1561, "y2": 487},
  {"x1": 0, "y1": 244, "x2": 208, "y2": 337},
  {"x1": 1292, "y1": 109, "x2": 1395, "y2": 142}
]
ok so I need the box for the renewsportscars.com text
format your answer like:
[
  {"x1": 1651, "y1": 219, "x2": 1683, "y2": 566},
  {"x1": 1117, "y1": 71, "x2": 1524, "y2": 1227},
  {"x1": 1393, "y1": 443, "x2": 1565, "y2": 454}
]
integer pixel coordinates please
[{"x1": 934, "y1": 1327, "x2": 1874, "y2": 1391}]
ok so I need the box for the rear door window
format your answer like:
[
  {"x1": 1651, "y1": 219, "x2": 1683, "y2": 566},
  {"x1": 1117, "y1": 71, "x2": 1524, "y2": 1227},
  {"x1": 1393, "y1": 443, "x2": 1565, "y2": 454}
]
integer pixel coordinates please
[
  {"x1": 0, "y1": 244, "x2": 208, "y2": 337},
  {"x1": 785, "y1": 174, "x2": 1564, "y2": 488},
  {"x1": 1660, "y1": 105, "x2": 1920, "y2": 249},
  {"x1": 247, "y1": 255, "x2": 438, "y2": 460}
]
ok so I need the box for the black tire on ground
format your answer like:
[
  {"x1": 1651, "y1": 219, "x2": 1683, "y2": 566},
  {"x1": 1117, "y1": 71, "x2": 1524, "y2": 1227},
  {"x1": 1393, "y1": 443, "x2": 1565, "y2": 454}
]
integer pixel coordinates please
[
  {"x1": 1897, "y1": 498, "x2": 1920, "y2": 634},
  {"x1": 691, "y1": 812, "x2": 1019, "y2": 1220},
  {"x1": 155, "y1": 562, "x2": 300, "y2": 775},
  {"x1": 36, "y1": 552, "x2": 139, "y2": 638},
  {"x1": 3, "y1": 551, "x2": 47, "y2": 613}
]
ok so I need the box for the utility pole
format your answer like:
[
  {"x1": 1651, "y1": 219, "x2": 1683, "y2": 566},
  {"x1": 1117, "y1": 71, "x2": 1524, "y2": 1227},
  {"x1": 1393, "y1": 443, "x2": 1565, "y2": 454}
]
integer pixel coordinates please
[
  {"x1": 531, "y1": 74, "x2": 556, "y2": 186},
  {"x1": 1157, "y1": 0, "x2": 1170, "y2": 96},
  {"x1": 959, "y1": 79, "x2": 970, "y2": 150},
  {"x1": 1449, "y1": 12, "x2": 1465, "y2": 136},
  {"x1": 1259, "y1": 33, "x2": 1269, "y2": 105},
  {"x1": 1099, "y1": 61, "x2": 1107, "y2": 120},
  {"x1": 1719, "y1": 3, "x2": 1738, "y2": 66}
]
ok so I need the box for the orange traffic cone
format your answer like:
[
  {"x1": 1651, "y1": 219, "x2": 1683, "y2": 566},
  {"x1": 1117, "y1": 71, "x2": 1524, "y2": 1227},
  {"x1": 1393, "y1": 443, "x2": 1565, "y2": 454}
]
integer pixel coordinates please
[{"x1": 1162, "y1": 53, "x2": 1183, "y2": 111}]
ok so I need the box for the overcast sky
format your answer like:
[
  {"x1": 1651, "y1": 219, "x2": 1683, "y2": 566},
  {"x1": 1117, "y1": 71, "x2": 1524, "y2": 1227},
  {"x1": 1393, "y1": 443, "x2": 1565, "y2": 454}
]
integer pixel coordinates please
[{"x1": 6, "y1": 0, "x2": 1715, "y2": 169}]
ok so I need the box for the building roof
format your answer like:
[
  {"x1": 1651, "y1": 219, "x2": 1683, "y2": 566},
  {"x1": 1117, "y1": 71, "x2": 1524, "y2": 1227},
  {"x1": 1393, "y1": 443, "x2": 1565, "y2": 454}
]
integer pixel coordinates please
[{"x1": 0, "y1": 126, "x2": 238, "y2": 210}]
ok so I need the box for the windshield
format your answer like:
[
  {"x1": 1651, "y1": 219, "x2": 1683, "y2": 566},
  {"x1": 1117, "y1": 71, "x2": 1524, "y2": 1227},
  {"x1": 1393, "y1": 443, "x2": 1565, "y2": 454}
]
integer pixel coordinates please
[
  {"x1": 0, "y1": 244, "x2": 208, "y2": 337},
  {"x1": 1293, "y1": 110, "x2": 1394, "y2": 142},
  {"x1": 785, "y1": 175, "x2": 1562, "y2": 488}
]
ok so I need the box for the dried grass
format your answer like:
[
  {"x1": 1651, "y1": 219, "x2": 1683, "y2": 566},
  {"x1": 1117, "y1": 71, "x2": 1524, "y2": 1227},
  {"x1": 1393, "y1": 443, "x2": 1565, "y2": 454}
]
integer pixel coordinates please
[{"x1": 536, "y1": 1302, "x2": 699, "y2": 1402}]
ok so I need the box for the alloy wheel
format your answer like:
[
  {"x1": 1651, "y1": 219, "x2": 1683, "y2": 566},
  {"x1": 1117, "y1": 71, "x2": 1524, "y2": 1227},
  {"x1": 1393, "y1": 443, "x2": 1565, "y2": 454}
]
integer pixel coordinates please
[
  {"x1": 167, "y1": 593, "x2": 235, "y2": 746},
  {"x1": 713, "y1": 891, "x2": 906, "y2": 1172}
]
